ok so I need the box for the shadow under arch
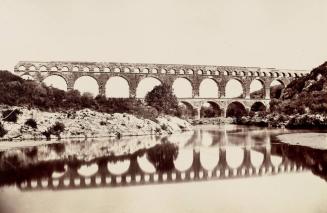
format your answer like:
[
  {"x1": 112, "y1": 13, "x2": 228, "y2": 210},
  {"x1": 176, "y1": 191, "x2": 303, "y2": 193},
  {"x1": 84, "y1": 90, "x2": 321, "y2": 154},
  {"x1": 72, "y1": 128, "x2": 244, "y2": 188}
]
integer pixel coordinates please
[{"x1": 226, "y1": 101, "x2": 248, "y2": 118}]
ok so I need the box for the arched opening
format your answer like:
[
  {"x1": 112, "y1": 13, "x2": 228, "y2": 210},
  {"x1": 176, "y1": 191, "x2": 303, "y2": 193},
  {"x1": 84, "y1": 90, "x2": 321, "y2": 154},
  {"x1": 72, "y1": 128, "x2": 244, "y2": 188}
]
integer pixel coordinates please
[
  {"x1": 250, "y1": 79, "x2": 264, "y2": 99},
  {"x1": 43, "y1": 75, "x2": 68, "y2": 91},
  {"x1": 270, "y1": 80, "x2": 285, "y2": 99},
  {"x1": 74, "y1": 76, "x2": 99, "y2": 97},
  {"x1": 21, "y1": 75, "x2": 34, "y2": 81},
  {"x1": 250, "y1": 102, "x2": 266, "y2": 113},
  {"x1": 172, "y1": 78, "x2": 192, "y2": 98},
  {"x1": 105, "y1": 76, "x2": 130, "y2": 98},
  {"x1": 226, "y1": 101, "x2": 247, "y2": 118},
  {"x1": 178, "y1": 101, "x2": 195, "y2": 118},
  {"x1": 136, "y1": 77, "x2": 162, "y2": 98},
  {"x1": 199, "y1": 78, "x2": 219, "y2": 98},
  {"x1": 225, "y1": 79, "x2": 244, "y2": 98},
  {"x1": 200, "y1": 102, "x2": 222, "y2": 118}
]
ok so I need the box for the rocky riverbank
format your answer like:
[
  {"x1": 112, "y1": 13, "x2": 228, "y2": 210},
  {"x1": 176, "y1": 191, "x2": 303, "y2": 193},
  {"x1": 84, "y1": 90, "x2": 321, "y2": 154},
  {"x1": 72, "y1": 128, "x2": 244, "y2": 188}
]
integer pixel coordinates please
[
  {"x1": 0, "y1": 106, "x2": 192, "y2": 141},
  {"x1": 235, "y1": 113, "x2": 327, "y2": 129}
]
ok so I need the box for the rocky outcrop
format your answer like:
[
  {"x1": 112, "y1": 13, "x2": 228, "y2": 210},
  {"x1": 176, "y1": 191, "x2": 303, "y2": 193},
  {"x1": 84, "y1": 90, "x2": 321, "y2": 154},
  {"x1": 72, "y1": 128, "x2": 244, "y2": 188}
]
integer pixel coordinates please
[{"x1": 0, "y1": 106, "x2": 192, "y2": 141}]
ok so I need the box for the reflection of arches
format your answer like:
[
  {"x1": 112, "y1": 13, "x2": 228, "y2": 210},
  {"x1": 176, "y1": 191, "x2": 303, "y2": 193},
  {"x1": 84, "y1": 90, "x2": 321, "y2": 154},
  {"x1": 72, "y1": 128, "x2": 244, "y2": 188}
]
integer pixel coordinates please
[
  {"x1": 136, "y1": 77, "x2": 161, "y2": 98},
  {"x1": 172, "y1": 78, "x2": 192, "y2": 98},
  {"x1": 43, "y1": 75, "x2": 68, "y2": 91},
  {"x1": 137, "y1": 155, "x2": 156, "y2": 173},
  {"x1": 250, "y1": 79, "x2": 264, "y2": 99},
  {"x1": 136, "y1": 77, "x2": 162, "y2": 98},
  {"x1": 105, "y1": 76, "x2": 130, "y2": 98},
  {"x1": 199, "y1": 78, "x2": 219, "y2": 98},
  {"x1": 226, "y1": 147, "x2": 244, "y2": 168},
  {"x1": 77, "y1": 164, "x2": 98, "y2": 176},
  {"x1": 226, "y1": 101, "x2": 247, "y2": 117},
  {"x1": 250, "y1": 102, "x2": 266, "y2": 112},
  {"x1": 270, "y1": 79, "x2": 285, "y2": 99},
  {"x1": 200, "y1": 147, "x2": 219, "y2": 170},
  {"x1": 200, "y1": 102, "x2": 222, "y2": 118},
  {"x1": 174, "y1": 149, "x2": 193, "y2": 171},
  {"x1": 107, "y1": 160, "x2": 130, "y2": 175},
  {"x1": 74, "y1": 76, "x2": 99, "y2": 96},
  {"x1": 225, "y1": 79, "x2": 244, "y2": 98}
]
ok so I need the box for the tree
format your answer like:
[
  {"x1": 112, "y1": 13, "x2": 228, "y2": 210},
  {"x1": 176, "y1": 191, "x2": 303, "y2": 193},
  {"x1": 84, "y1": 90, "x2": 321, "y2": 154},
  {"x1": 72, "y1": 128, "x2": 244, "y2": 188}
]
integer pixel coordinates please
[{"x1": 144, "y1": 84, "x2": 179, "y2": 115}]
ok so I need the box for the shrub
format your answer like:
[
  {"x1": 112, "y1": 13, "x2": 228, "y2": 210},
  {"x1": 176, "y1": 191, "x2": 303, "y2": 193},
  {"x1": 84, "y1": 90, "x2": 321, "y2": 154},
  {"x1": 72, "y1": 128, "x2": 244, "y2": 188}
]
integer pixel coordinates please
[
  {"x1": 0, "y1": 122, "x2": 7, "y2": 138},
  {"x1": 2, "y1": 109, "x2": 22, "y2": 122},
  {"x1": 42, "y1": 122, "x2": 65, "y2": 140},
  {"x1": 145, "y1": 84, "x2": 179, "y2": 115},
  {"x1": 25, "y1": 118, "x2": 37, "y2": 129}
]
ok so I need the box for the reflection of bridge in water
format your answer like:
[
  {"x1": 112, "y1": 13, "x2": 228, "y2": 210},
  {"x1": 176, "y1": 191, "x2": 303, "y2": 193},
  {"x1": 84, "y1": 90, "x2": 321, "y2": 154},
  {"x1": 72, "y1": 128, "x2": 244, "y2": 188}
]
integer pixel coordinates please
[{"x1": 20, "y1": 141, "x2": 306, "y2": 191}]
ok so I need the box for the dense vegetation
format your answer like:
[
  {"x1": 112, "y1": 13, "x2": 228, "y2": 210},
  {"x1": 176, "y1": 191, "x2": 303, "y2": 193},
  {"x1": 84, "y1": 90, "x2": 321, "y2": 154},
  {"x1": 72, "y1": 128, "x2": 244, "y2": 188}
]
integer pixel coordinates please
[
  {"x1": 270, "y1": 62, "x2": 327, "y2": 115},
  {"x1": 0, "y1": 71, "x2": 184, "y2": 122}
]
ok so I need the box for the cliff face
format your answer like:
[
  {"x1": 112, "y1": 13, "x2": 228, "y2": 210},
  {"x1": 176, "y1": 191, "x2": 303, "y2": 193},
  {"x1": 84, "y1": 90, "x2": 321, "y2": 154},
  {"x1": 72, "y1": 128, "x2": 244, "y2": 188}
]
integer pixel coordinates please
[{"x1": 270, "y1": 62, "x2": 327, "y2": 115}]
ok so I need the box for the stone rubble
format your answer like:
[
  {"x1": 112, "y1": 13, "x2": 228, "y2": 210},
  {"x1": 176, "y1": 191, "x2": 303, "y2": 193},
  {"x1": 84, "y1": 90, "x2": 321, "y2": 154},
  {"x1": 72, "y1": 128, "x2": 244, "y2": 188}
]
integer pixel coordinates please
[{"x1": 0, "y1": 106, "x2": 192, "y2": 141}]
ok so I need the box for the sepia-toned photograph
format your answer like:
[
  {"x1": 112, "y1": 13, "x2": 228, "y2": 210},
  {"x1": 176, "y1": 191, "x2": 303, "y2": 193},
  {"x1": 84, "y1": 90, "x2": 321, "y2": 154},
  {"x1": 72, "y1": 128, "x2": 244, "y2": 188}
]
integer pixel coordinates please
[{"x1": 0, "y1": 0, "x2": 327, "y2": 212}]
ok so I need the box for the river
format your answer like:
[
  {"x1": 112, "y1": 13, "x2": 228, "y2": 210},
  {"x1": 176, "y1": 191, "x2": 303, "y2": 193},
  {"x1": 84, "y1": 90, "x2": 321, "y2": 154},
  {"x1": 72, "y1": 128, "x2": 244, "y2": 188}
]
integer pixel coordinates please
[{"x1": 0, "y1": 125, "x2": 326, "y2": 213}]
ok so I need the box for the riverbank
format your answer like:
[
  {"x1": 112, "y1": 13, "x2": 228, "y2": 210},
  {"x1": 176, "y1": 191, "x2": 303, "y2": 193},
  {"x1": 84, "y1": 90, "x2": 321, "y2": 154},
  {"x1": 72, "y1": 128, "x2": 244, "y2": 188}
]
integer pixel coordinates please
[
  {"x1": 0, "y1": 106, "x2": 192, "y2": 141},
  {"x1": 277, "y1": 133, "x2": 327, "y2": 150},
  {"x1": 235, "y1": 113, "x2": 327, "y2": 129}
]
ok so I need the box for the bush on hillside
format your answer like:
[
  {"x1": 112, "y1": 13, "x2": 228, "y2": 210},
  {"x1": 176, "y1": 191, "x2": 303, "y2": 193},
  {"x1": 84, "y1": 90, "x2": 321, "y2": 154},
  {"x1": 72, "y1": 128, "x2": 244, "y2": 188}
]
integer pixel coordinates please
[
  {"x1": 42, "y1": 122, "x2": 65, "y2": 140},
  {"x1": 25, "y1": 118, "x2": 37, "y2": 129}
]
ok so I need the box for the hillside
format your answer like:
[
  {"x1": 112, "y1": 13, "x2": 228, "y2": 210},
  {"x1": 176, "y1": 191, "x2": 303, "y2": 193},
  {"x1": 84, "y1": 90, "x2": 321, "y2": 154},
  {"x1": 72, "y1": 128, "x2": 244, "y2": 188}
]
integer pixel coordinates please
[{"x1": 270, "y1": 62, "x2": 327, "y2": 115}]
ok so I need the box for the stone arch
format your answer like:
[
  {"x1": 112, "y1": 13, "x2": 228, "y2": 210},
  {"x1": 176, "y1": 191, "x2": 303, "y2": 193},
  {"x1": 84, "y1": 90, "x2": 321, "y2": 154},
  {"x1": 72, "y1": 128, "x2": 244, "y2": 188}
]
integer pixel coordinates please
[
  {"x1": 123, "y1": 67, "x2": 131, "y2": 73},
  {"x1": 169, "y1": 69, "x2": 176, "y2": 74},
  {"x1": 226, "y1": 101, "x2": 247, "y2": 118},
  {"x1": 199, "y1": 78, "x2": 219, "y2": 98},
  {"x1": 18, "y1": 65, "x2": 26, "y2": 71},
  {"x1": 136, "y1": 77, "x2": 162, "y2": 98},
  {"x1": 105, "y1": 76, "x2": 130, "y2": 98},
  {"x1": 179, "y1": 101, "x2": 195, "y2": 118},
  {"x1": 39, "y1": 66, "x2": 47, "y2": 71},
  {"x1": 187, "y1": 69, "x2": 194, "y2": 75},
  {"x1": 179, "y1": 69, "x2": 185, "y2": 75},
  {"x1": 250, "y1": 101, "x2": 267, "y2": 113},
  {"x1": 93, "y1": 67, "x2": 100, "y2": 72},
  {"x1": 83, "y1": 67, "x2": 90, "y2": 72},
  {"x1": 72, "y1": 66, "x2": 79, "y2": 72},
  {"x1": 74, "y1": 76, "x2": 99, "y2": 97},
  {"x1": 28, "y1": 65, "x2": 36, "y2": 71},
  {"x1": 134, "y1": 68, "x2": 140, "y2": 73},
  {"x1": 200, "y1": 101, "x2": 222, "y2": 118},
  {"x1": 250, "y1": 79, "x2": 265, "y2": 99},
  {"x1": 151, "y1": 68, "x2": 158, "y2": 73},
  {"x1": 161, "y1": 68, "x2": 167, "y2": 74},
  {"x1": 142, "y1": 68, "x2": 149, "y2": 73},
  {"x1": 270, "y1": 79, "x2": 285, "y2": 99},
  {"x1": 172, "y1": 77, "x2": 193, "y2": 98},
  {"x1": 61, "y1": 66, "x2": 69, "y2": 72},
  {"x1": 104, "y1": 67, "x2": 110, "y2": 72},
  {"x1": 223, "y1": 71, "x2": 229, "y2": 76},
  {"x1": 21, "y1": 74, "x2": 35, "y2": 81},
  {"x1": 225, "y1": 78, "x2": 245, "y2": 98},
  {"x1": 197, "y1": 69, "x2": 203, "y2": 75},
  {"x1": 232, "y1": 71, "x2": 237, "y2": 76},
  {"x1": 43, "y1": 75, "x2": 68, "y2": 91},
  {"x1": 50, "y1": 66, "x2": 58, "y2": 72}
]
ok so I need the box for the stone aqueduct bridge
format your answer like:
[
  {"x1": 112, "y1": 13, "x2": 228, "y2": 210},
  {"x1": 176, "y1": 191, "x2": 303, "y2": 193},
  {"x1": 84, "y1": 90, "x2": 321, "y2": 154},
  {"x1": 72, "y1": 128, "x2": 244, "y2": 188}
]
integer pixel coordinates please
[{"x1": 14, "y1": 61, "x2": 309, "y2": 117}]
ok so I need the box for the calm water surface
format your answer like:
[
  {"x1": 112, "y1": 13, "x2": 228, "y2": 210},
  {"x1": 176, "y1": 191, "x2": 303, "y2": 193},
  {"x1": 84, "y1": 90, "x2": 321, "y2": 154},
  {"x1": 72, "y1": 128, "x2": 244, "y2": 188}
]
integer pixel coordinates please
[{"x1": 0, "y1": 125, "x2": 327, "y2": 213}]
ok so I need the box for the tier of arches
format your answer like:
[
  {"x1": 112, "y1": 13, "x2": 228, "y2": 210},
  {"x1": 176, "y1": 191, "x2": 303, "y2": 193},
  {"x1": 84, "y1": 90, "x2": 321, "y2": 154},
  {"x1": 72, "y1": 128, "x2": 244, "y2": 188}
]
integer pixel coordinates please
[
  {"x1": 16, "y1": 63, "x2": 308, "y2": 78},
  {"x1": 23, "y1": 73, "x2": 286, "y2": 99},
  {"x1": 179, "y1": 101, "x2": 268, "y2": 119}
]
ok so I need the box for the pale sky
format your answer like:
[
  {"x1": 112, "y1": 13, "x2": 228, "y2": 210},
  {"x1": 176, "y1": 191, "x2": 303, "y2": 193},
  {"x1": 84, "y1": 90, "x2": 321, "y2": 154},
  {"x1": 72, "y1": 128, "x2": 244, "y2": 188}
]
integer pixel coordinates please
[
  {"x1": 3, "y1": 0, "x2": 327, "y2": 98},
  {"x1": 0, "y1": 0, "x2": 326, "y2": 71}
]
